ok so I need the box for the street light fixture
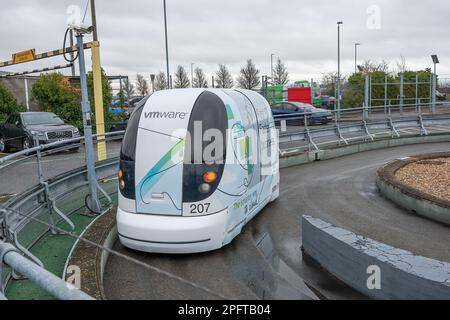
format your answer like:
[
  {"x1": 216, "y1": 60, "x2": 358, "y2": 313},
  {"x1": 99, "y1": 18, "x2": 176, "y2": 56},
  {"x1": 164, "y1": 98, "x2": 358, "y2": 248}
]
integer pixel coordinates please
[
  {"x1": 337, "y1": 21, "x2": 343, "y2": 115},
  {"x1": 355, "y1": 43, "x2": 361, "y2": 73}
]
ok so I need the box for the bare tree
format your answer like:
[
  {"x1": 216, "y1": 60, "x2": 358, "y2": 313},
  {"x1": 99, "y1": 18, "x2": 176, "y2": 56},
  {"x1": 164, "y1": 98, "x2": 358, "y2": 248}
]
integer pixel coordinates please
[
  {"x1": 359, "y1": 60, "x2": 390, "y2": 73},
  {"x1": 174, "y1": 65, "x2": 190, "y2": 88},
  {"x1": 154, "y1": 71, "x2": 167, "y2": 91},
  {"x1": 122, "y1": 78, "x2": 135, "y2": 99},
  {"x1": 215, "y1": 64, "x2": 234, "y2": 88},
  {"x1": 396, "y1": 55, "x2": 408, "y2": 73},
  {"x1": 321, "y1": 72, "x2": 347, "y2": 97},
  {"x1": 136, "y1": 73, "x2": 149, "y2": 95},
  {"x1": 192, "y1": 67, "x2": 208, "y2": 88},
  {"x1": 237, "y1": 59, "x2": 260, "y2": 89},
  {"x1": 273, "y1": 58, "x2": 289, "y2": 85}
]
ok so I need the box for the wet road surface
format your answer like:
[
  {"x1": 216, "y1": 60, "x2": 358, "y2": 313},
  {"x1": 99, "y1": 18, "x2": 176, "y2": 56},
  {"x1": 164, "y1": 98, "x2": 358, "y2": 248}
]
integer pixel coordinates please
[{"x1": 103, "y1": 142, "x2": 450, "y2": 300}]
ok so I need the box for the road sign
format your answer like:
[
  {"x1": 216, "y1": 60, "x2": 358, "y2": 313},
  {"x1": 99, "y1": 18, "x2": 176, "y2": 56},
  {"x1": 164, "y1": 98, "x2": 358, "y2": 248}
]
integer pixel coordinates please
[{"x1": 12, "y1": 49, "x2": 36, "y2": 64}]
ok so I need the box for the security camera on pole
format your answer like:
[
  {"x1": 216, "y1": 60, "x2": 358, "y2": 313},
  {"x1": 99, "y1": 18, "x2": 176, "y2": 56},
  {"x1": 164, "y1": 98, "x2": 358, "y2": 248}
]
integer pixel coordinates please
[{"x1": 68, "y1": 21, "x2": 102, "y2": 213}]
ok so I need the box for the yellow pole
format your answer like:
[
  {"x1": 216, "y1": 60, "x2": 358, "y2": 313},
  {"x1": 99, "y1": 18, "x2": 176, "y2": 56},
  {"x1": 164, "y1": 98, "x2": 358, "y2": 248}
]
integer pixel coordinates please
[{"x1": 91, "y1": 41, "x2": 107, "y2": 161}]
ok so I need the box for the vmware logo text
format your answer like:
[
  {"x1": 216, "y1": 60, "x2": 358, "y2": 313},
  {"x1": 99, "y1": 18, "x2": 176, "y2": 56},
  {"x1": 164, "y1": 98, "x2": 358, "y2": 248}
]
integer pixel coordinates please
[{"x1": 144, "y1": 111, "x2": 189, "y2": 120}]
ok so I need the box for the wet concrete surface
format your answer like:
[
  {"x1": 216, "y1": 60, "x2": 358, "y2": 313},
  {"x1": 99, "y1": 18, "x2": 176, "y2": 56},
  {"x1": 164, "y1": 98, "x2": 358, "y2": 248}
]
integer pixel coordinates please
[
  {"x1": 0, "y1": 141, "x2": 122, "y2": 195},
  {"x1": 103, "y1": 142, "x2": 450, "y2": 300}
]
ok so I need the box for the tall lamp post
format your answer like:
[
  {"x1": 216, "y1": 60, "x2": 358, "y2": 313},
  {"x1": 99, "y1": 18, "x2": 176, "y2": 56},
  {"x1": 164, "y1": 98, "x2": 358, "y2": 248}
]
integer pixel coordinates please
[
  {"x1": 191, "y1": 62, "x2": 195, "y2": 88},
  {"x1": 270, "y1": 53, "x2": 275, "y2": 82},
  {"x1": 337, "y1": 21, "x2": 343, "y2": 116},
  {"x1": 431, "y1": 54, "x2": 439, "y2": 113},
  {"x1": 163, "y1": 0, "x2": 170, "y2": 89},
  {"x1": 354, "y1": 43, "x2": 361, "y2": 74},
  {"x1": 150, "y1": 74, "x2": 156, "y2": 93}
]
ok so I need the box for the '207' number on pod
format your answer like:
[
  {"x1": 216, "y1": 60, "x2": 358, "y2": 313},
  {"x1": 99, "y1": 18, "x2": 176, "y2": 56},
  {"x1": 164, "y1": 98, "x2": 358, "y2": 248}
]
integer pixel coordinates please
[{"x1": 190, "y1": 203, "x2": 211, "y2": 214}]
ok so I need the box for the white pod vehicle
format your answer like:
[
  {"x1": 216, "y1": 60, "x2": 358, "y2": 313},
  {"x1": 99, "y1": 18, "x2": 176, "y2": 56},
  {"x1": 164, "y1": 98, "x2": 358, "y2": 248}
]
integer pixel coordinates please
[{"x1": 117, "y1": 89, "x2": 279, "y2": 254}]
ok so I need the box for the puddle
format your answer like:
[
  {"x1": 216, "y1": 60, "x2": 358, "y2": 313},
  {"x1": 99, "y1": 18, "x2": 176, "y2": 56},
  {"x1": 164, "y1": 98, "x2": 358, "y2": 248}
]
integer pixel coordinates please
[{"x1": 254, "y1": 230, "x2": 322, "y2": 300}]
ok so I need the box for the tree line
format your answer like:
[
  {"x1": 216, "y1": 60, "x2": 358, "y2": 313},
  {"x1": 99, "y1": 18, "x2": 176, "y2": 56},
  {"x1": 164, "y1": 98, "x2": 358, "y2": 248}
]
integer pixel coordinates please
[
  {"x1": 123, "y1": 58, "x2": 290, "y2": 97},
  {"x1": 321, "y1": 57, "x2": 435, "y2": 109}
]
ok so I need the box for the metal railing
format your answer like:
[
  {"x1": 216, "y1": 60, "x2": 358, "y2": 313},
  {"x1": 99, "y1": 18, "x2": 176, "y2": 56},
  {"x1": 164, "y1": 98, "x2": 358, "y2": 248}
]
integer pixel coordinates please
[
  {"x1": 273, "y1": 102, "x2": 450, "y2": 154},
  {"x1": 0, "y1": 131, "x2": 123, "y2": 300},
  {"x1": 0, "y1": 100, "x2": 449, "y2": 300},
  {"x1": 0, "y1": 242, "x2": 93, "y2": 300}
]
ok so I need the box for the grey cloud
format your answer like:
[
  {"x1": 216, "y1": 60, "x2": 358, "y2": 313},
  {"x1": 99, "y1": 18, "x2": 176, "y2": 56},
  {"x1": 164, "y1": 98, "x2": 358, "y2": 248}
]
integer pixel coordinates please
[{"x1": 1, "y1": 0, "x2": 449, "y2": 84}]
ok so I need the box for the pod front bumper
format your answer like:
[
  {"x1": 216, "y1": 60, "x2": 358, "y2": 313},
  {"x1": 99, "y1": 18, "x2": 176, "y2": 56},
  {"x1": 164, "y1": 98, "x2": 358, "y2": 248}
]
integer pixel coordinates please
[{"x1": 117, "y1": 206, "x2": 229, "y2": 254}]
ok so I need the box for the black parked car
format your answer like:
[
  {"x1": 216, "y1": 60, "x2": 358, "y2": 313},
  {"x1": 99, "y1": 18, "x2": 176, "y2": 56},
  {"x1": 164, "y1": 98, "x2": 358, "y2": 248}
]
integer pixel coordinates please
[
  {"x1": 0, "y1": 112, "x2": 80, "y2": 153},
  {"x1": 270, "y1": 101, "x2": 333, "y2": 125}
]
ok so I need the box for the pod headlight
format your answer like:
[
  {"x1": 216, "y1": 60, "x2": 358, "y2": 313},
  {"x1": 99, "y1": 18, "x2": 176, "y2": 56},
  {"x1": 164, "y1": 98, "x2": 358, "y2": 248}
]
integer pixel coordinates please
[
  {"x1": 118, "y1": 169, "x2": 126, "y2": 190},
  {"x1": 198, "y1": 183, "x2": 211, "y2": 194}
]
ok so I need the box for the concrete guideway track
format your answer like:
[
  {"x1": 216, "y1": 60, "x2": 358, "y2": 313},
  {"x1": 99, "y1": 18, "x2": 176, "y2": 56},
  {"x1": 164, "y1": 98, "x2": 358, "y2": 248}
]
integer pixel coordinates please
[{"x1": 103, "y1": 142, "x2": 450, "y2": 300}]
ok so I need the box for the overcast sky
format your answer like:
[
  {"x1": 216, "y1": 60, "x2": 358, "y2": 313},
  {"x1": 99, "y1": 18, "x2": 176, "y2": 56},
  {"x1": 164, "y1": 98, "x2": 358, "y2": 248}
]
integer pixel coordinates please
[{"x1": 1, "y1": 0, "x2": 449, "y2": 87}]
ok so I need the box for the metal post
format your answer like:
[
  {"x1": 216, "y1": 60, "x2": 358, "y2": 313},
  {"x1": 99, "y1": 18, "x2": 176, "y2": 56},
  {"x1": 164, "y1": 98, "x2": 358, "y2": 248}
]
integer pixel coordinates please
[
  {"x1": 311, "y1": 78, "x2": 314, "y2": 105},
  {"x1": 76, "y1": 34, "x2": 101, "y2": 213},
  {"x1": 169, "y1": 75, "x2": 173, "y2": 89},
  {"x1": 400, "y1": 74, "x2": 404, "y2": 114},
  {"x1": 69, "y1": 29, "x2": 76, "y2": 76},
  {"x1": 415, "y1": 73, "x2": 419, "y2": 112},
  {"x1": 337, "y1": 22, "x2": 343, "y2": 117},
  {"x1": 334, "y1": 76, "x2": 338, "y2": 111},
  {"x1": 432, "y1": 63, "x2": 437, "y2": 113},
  {"x1": 364, "y1": 75, "x2": 369, "y2": 119},
  {"x1": 270, "y1": 53, "x2": 274, "y2": 82},
  {"x1": 91, "y1": 41, "x2": 107, "y2": 161},
  {"x1": 119, "y1": 75, "x2": 123, "y2": 96},
  {"x1": 384, "y1": 74, "x2": 388, "y2": 114},
  {"x1": 150, "y1": 74, "x2": 155, "y2": 93},
  {"x1": 354, "y1": 43, "x2": 360, "y2": 74},
  {"x1": 212, "y1": 75, "x2": 215, "y2": 88},
  {"x1": 304, "y1": 110, "x2": 308, "y2": 130},
  {"x1": 0, "y1": 242, "x2": 94, "y2": 300},
  {"x1": 24, "y1": 77, "x2": 30, "y2": 111},
  {"x1": 33, "y1": 135, "x2": 44, "y2": 184},
  {"x1": 429, "y1": 72, "x2": 433, "y2": 112},
  {"x1": 369, "y1": 75, "x2": 372, "y2": 113},
  {"x1": 163, "y1": 0, "x2": 170, "y2": 89},
  {"x1": 261, "y1": 76, "x2": 265, "y2": 97},
  {"x1": 191, "y1": 64, "x2": 195, "y2": 88},
  {"x1": 362, "y1": 103, "x2": 365, "y2": 121},
  {"x1": 90, "y1": 0, "x2": 99, "y2": 41}
]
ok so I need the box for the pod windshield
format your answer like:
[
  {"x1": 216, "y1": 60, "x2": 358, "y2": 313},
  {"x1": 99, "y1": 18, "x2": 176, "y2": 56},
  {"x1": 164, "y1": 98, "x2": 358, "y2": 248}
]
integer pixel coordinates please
[{"x1": 183, "y1": 91, "x2": 228, "y2": 203}]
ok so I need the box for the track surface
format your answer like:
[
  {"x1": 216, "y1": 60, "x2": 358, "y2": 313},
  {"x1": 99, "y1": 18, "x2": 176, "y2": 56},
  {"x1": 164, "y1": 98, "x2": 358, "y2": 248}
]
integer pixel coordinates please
[{"x1": 103, "y1": 141, "x2": 450, "y2": 300}]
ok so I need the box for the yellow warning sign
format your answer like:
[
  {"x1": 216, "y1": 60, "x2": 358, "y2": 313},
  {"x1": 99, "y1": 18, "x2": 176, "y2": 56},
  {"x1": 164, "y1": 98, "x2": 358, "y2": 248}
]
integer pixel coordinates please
[{"x1": 12, "y1": 49, "x2": 36, "y2": 64}]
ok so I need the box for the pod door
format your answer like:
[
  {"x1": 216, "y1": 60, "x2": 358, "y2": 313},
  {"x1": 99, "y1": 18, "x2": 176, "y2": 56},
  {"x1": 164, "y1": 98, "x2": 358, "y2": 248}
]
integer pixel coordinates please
[{"x1": 222, "y1": 90, "x2": 261, "y2": 197}]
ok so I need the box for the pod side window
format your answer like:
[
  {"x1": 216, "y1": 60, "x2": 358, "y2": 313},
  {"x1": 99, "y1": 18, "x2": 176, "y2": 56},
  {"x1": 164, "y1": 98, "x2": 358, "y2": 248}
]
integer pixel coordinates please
[
  {"x1": 183, "y1": 92, "x2": 228, "y2": 203},
  {"x1": 119, "y1": 97, "x2": 148, "y2": 199}
]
